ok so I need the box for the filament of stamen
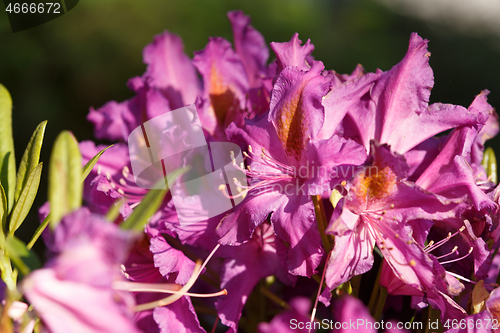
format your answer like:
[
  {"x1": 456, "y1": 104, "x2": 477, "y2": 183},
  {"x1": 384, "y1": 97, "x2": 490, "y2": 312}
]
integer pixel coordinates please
[
  {"x1": 309, "y1": 250, "x2": 332, "y2": 333},
  {"x1": 113, "y1": 281, "x2": 227, "y2": 297},
  {"x1": 435, "y1": 246, "x2": 459, "y2": 260},
  {"x1": 439, "y1": 247, "x2": 473, "y2": 265},
  {"x1": 134, "y1": 243, "x2": 221, "y2": 311},
  {"x1": 425, "y1": 226, "x2": 465, "y2": 253}
]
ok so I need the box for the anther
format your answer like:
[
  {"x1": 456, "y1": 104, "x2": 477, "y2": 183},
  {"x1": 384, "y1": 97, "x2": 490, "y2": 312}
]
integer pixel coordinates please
[
  {"x1": 106, "y1": 172, "x2": 111, "y2": 181},
  {"x1": 409, "y1": 260, "x2": 416, "y2": 266},
  {"x1": 390, "y1": 204, "x2": 395, "y2": 209},
  {"x1": 122, "y1": 166, "x2": 130, "y2": 178},
  {"x1": 248, "y1": 145, "x2": 253, "y2": 153},
  {"x1": 97, "y1": 165, "x2": 102, "y2": 175},
  {"x1": 117, "y1": 189, "x2": 125, "y2": 195}
]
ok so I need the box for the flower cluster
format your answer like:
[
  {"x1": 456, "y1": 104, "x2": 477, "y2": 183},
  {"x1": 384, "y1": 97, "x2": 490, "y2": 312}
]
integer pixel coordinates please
[{"x1": 11, "y1": 9, "x2": 500, "y2": 333}]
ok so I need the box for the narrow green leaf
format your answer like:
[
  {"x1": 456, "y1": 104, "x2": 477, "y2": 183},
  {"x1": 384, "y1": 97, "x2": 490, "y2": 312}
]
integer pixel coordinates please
[
  {"x1": 81, "y1": 144, "x2": 113, "y2": 183},
  {"x1": 26, "y1": 213, "x2": 50, "y2": 250},
  {"x1": 27, "y1": 145, "x2": 110, "y2": 248},
  {"x1": 28, "y1": 144, "x2": 108, "y2": 248},
  {"x1": 0, "y1": 84, "x2": 16, "y2": 213},
  {"x1": 6, "y1": 236, "x2": 41, "y2": 276},
  {"x1": 106, "y1": 198, "x2": 124, "y2": 222},
  {"x1": 121, "y1": 167, "x2": 186, "y2": 231},
  {"x1": 48, "y1": 131, "x2": 82, "y2": 228},
  {"x1": 15, "y1": 121, "x2": 47, "y2": 202},
  {"x1": 9, "y1": 163, "x2": 43, "y2": 235},
  {"x1": 0, "y1": 183, "x2": 7, "y2": 239}
]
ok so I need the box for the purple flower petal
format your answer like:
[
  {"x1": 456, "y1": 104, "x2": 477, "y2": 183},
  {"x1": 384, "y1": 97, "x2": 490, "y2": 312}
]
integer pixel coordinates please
[
  {"x1": 143, "y1": 31, "x2": 201, "y2": 109},
  {"x1": 216, "y1": 224, "x2": 287, "y2": 330},
  {"x1": 270, "y1": 34, "x2": 314, "y2": 74},
  {"x1": 228, "y1": 10, "x2": 269, "y2": 88},
  {"x1": 150, "y1": 234, "x2": 196, "y2": 285},
  {"x1": 269, "y1": 62, "x2": 329, "y2": 165},
  {"x1": 153, "y1": 296, "x2": 205, "y2": 333},
  {"x1": 320, "y1": 223, "x2": 375, "y2": 306},
  {"x1": 193, "y1": 37, "x2": 249, "y2": 138}
]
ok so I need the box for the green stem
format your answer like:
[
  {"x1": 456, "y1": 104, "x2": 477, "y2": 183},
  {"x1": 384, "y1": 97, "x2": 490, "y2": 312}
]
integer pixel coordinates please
[
  {"x1": 424, "y1": 305, "x2": 442, "y2": 333},
  {"x1": 350, "y1": 274, "x2": 362, "y2": 298},
  {"x1": 372, "y1": 286, "x2": 387, "y2": 322},
  {"x1": 368, "y1": 260, "x2": 383, "y2": 312},
  {"x1": 259, "y1": 285, "x2": 290, "y2": 309},
  {"x1": 311, "y1": 195, "x2": 333, "y2": 251}
]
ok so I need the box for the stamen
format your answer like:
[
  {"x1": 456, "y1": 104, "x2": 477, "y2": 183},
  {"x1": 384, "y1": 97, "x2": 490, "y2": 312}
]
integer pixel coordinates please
[
  {"x1": 113, "y1": 281, "x2": 227, "y2": 298},
  {"x1": 134, "y1": 243, "x2": 221, "y2": 311},
  {"x1": 435, "y1": 246, "x2": 458, "y2": 260},
  {"x1": 97, "y1": 165, "x2": 102, "y2": 175},
  {"x1": 425, "y1": 227, "x2": 465, "y2": 253},
  {"x1": 446, "y1": 272, "x2": 497, "y2": 291},
  {"x1": 309, "y1": 250, "x2": 332, "y2": 333},
  {"x1": 440, "y1": 247, "x2": 474, "y2": 265}
]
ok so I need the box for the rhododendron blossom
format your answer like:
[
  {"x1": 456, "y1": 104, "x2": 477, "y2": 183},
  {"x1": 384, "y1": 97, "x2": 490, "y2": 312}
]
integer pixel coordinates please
[{"x1": 3, "y1": 8, "x2": 500, "y2": 333}]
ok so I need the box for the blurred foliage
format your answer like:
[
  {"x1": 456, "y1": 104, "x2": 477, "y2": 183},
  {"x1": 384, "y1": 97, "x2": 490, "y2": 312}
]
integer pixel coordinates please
[{"x1": 1, "y1": 0, "x2": 500, "y2": 248}]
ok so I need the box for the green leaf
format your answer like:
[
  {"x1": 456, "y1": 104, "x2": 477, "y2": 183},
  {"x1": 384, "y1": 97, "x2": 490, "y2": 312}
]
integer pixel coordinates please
[
  {"x1": 482, "y1": 147, "x2": 497, "y2": 184},
  {"x1": 0, "y1": 183, "x2": 7, "y2": 240},
  {"x1": 26, "y1": 213, "x2": 50, "y2": 250},
  {"x1": 106, "y1": 198, "x2": 124, "y2": 222},
  {"x1": 15, "y1": 121, "x2": 47, "y2": 202},
  {"x1": 120, "y1": 167, "x2": 186, "y2": 231},
  {"x1": 48, "y1": 131, "x2": 82, "y2": 228},
  {"x1": 0, "y1": 84, "x2": 16, "y2": 213},
  {"x1": 27, "y1": 145, "x2": 111, "y2": 248},
  {"x1": 81, "y1": 144, "x2": 112, "y2": 183},
  {"x1": 9, "y1": 163, "x2": 43, "y2": 235},
  {"x1": 5, "y1": 235, "x2": 41, "y2": 276}
]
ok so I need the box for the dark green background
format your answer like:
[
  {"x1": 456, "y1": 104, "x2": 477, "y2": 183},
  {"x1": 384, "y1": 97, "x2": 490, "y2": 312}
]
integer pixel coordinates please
[{"x1": 1, "y1": 0, "x2": 499, "y2": 249}]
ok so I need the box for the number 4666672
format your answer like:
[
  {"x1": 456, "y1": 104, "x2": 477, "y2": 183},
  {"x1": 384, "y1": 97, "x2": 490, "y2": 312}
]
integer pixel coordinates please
[{"x1": 6, "y1": 3, "x2": 61, "y2": 14}]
